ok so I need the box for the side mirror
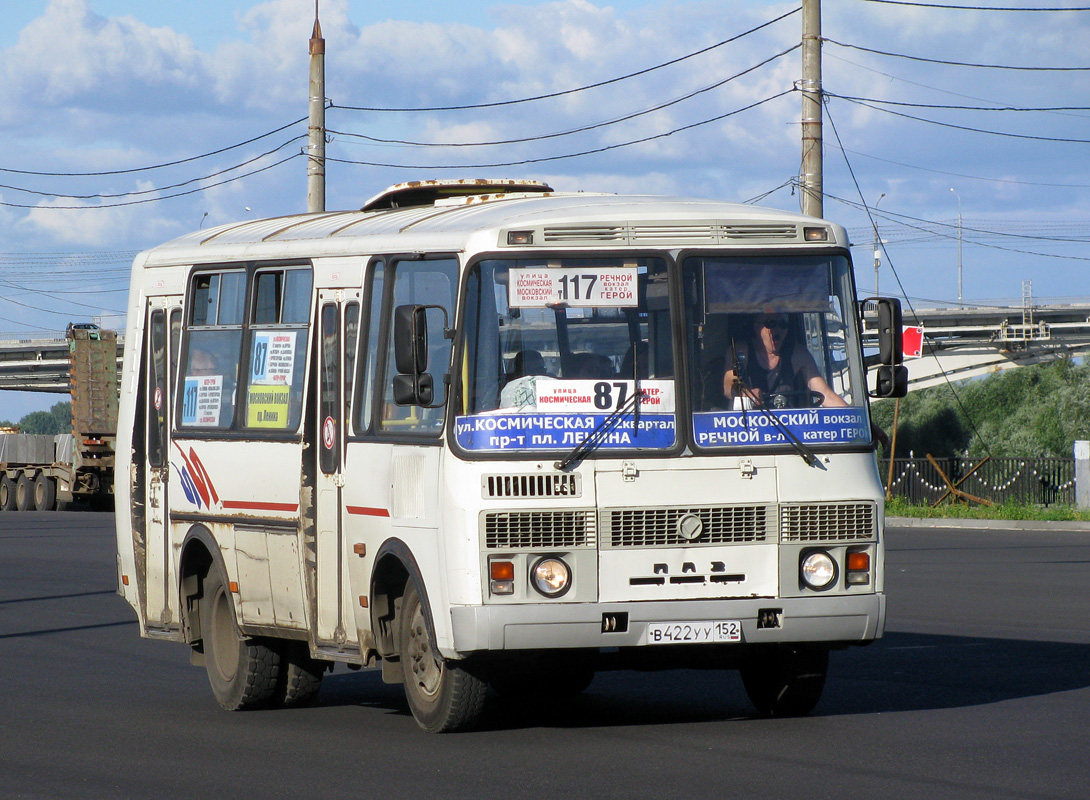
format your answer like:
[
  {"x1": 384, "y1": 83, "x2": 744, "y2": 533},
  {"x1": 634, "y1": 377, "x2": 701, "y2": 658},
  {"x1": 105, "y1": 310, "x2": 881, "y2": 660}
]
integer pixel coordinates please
[
  {"x1": 874, "y1": 298, "x2": 903, "y2": 366},
  {"x1": 393, "y1": 372, "x2": 434, "y2": 406},
  {"x1": 873, "y1": 365, "x2": 908, "y2": 399},
  {"x1": 392, "y1": 304, "x2": 449, "y2": 408},
  {"x1": 394, "y1": 305, "x2": 428, "y2": 374}
]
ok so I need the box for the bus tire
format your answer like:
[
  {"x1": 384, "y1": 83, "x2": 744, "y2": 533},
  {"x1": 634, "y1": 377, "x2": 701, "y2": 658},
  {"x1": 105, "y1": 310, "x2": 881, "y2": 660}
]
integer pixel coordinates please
[
  {"x1": 33, "y1": 474, "x2": 56, "y2": 511},
  {"x1": 0, "y1": 475, "x2": 15, "y2": 511},
  {"x1": 15, "y1": 472, "x2": 35, "y2": 512},
  {"x1": 274, "y1": 641, "x2": 324, "y2": 709},
  {"x1": 201, "y1": 567, "x2": 281, "y2": 711},
  {"x1": 399, "y1": 582, "x2": 486, "y2": 733},
  {"x1": 740, "y1": 645, "x2": 828, "y2": 718}
]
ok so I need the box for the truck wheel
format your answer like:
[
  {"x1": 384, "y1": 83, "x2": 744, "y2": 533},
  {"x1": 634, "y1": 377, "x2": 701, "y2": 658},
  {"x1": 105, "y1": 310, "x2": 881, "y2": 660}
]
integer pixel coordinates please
[
  {"x1": 0, "y1": 475, "x2": 15, "y2": 511},
  {"x1": 33, "y1": 474, "x2": 56, "y2": 511},
  {"x1": 274, "y1": 641, "x2": 324, "y2": 708},
  {"x1": 740, "y1": 645, "x2": 828, "y2": 717},
  {"x1": 201, "y1": 567, "x2": 281, "y2": 711},
  {"x1": 15, "y1": 473, "x2": 35, "y2": 512},
  {"x1": 399, "y1": 582, "x2": 487, "y2": 733}
]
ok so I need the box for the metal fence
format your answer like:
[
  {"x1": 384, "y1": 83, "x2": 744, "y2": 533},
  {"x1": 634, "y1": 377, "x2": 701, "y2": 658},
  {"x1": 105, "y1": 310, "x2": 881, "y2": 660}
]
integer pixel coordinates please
[{"x1": 879, "y1": 457, "x2": 1076, "y2": 507}]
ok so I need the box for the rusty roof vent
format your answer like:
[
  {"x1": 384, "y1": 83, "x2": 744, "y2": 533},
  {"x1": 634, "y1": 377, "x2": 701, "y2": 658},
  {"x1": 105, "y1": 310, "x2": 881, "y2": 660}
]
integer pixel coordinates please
[{"x1": 361, "y1": 178, "x2": 553, "y2": 211}]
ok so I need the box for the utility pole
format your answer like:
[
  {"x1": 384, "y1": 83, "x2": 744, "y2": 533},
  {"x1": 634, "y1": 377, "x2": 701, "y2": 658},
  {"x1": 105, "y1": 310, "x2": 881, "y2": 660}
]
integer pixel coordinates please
[
  {"x1": 800, "y1": 0, "x2": 823, "y2": 218},
  {"x1": 307, "y1": 1, "x2": 326, "y2": 213}
]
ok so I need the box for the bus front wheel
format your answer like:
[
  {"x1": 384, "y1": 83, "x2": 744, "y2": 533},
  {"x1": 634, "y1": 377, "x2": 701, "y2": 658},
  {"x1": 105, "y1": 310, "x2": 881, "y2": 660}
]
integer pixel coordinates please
[
  {"x1": 740, "y1": 645, "x2": 828, "y2": 717},
  {"x1": 398, "y1": 582, "x2": 487, "y2": 733},
  {"x1": 201, "y1": 567, "x2": 281, "y2": 711}
]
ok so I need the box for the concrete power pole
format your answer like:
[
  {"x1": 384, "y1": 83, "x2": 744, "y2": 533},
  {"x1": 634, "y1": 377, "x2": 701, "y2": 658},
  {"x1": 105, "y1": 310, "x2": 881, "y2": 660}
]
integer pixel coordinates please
[
  {"x1": 800, "y1": 0, "x2": 822, "y2": 219},
  {"x1": 307, "y1": 2, "x2": 326, "y2": 213}
]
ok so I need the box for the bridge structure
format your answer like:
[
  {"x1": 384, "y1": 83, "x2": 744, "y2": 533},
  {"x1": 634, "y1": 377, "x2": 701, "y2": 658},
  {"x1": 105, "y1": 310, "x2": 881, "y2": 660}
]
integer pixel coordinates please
[
  {"x1": 2, "y1": 293, "x2": 1090, "y2": 395},
  {"x1": 863, "y1": 290, "x2": 1090, "y2": 391},
  {"x1": 0, "y1": 330, "x2": 125, "y2": 393}
]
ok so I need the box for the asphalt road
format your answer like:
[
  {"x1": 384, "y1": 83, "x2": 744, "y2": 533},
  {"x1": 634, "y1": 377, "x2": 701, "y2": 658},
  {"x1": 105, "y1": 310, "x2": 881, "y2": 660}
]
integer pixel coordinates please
[{"x1": 2, "y1": 513, "x2": 1088, "y2": 800}]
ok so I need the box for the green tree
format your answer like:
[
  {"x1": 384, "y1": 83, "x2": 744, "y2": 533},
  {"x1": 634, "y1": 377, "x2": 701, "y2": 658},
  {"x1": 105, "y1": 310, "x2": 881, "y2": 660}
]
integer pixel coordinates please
[
  {"x1": 18, "y1": 401, "x2": 72, "y2": 435},
  {"x1": 872, "y1": 358, "x2": 1090, "y2": 459}
]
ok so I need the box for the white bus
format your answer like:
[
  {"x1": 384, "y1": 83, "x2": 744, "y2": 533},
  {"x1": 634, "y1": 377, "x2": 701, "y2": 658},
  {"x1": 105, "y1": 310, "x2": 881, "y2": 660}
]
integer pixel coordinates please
[{"x1": 115, "y1": 179, "x2": 906, "y2": 732}]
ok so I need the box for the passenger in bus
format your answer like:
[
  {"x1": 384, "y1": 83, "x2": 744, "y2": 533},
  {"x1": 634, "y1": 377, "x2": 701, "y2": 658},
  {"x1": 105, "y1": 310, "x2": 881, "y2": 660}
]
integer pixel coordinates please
[
  {"x1": 722, "y1": 313, "x2": 846, "y2": 409},
  {"x1": 567, "y1": 352, "x2": 612, "y2": 378},
  {"x1": 189, "y1": 348, "x2": 219, "y2": 376},
  {"x1": 510, "y1": 349, "x2": 547, "y2": 379}
]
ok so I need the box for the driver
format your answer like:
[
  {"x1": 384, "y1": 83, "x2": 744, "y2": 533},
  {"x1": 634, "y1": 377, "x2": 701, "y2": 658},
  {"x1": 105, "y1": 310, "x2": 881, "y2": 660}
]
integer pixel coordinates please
[{"x1": 723, "y1": 312, "x2": 846, "y2": 409}]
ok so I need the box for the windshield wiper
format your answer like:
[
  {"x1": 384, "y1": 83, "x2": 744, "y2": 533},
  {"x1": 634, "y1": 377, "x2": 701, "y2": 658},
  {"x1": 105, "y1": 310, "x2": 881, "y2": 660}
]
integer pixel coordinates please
[
  {"x1": 554, "y1": 389, "x2": 646, "y2": 472},
  {"x1": 731, "y1": 371, "x2": 822, "y2": 468}
]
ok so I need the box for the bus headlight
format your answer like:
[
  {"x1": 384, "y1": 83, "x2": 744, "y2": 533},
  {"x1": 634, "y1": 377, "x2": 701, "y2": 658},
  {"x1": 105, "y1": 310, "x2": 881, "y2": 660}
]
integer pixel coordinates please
[
  {"x1": 800, "y1": 550, "x2": 837, "y2": 590},
  {"x1": 531, "y1": 557, "x2": 571, "y2": 598}
]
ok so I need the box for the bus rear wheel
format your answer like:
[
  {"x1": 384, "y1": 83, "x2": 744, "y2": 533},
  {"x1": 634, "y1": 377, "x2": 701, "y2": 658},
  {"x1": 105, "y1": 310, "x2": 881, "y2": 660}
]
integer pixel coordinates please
[
  {"x1": 274, "y1": 641, "x2": 324, "y2": 709},
  {"x1": 740, "y1": 645, "x2": 828, "y2": 717},
  {"x1": 398, "y1": 582, "x2": 486, "y2": 733},
  {"x1": 201, "y1": 567, "x2": 281, "y2": 711}
]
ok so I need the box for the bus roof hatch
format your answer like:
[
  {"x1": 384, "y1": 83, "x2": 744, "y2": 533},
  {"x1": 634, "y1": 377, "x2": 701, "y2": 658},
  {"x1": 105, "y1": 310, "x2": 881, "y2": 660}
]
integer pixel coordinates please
[{"x1": 361, "y1": 178, "x2": 553, "y2": 211}]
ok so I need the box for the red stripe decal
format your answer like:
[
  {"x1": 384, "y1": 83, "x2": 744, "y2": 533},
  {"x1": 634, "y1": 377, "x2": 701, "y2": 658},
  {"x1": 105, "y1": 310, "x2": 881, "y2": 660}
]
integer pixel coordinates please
[
  {"x1": 346, "y1": 505, "x2": 391, "y2": 517},
  {"x1": 221, "y1": 501, "x2": 299, "y2": 512}
]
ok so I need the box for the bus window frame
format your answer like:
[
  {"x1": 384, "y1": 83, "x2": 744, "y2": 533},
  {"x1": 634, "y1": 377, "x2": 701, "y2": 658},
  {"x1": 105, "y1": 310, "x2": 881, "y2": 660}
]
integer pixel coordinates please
[
  {"x1": 353, "y1": 253, "x2": 460, "y2": 445},
  {"x1": 446, "y1": 250, "x2": 689, "y2": 462},
  {"x1": 175, "y1": 259, "x2": 313, "y2": 441},
  {"x1": 676, "y1": 246, "x2": 876, "y2": 457}
]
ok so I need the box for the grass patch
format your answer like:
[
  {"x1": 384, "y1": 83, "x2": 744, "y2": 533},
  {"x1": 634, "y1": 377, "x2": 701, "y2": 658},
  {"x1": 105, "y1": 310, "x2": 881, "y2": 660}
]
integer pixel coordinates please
[{"x1": 885, "y1": 496, "x2": 1090, "y2": 522}]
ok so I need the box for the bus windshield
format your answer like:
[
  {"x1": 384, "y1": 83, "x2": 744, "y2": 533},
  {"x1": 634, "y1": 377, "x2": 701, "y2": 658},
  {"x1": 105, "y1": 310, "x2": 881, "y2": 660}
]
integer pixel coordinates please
[
  {"x1": 683, "y1": 253, "x2": 871, "y2": 450},
  {"x1": 455, "y1": 257, "x2": 676, "y2": 454},
  {"x1": 454, "y1": 253, "x2": 872, "y2": 456}
]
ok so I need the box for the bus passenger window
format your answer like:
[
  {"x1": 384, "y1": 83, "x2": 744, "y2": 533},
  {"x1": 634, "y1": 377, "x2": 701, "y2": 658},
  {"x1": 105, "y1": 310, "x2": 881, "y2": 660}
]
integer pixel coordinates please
[{"x1": 243, "y1": 267, "x2": 311, "y2": 431}]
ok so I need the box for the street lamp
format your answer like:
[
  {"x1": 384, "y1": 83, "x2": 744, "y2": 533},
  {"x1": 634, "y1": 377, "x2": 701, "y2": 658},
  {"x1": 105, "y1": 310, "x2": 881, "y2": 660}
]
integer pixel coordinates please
[
  {"x1": 873, "y1": 192, "x2": 885, "y2": 297},
  {"x1": 950, "y1": 187, "x2": 962, "y2": 308}
]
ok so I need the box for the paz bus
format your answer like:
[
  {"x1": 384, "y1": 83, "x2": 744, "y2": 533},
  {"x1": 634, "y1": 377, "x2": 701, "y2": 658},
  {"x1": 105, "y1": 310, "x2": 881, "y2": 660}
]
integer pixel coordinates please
[{"x1": 114, "y1": 179, "x2": 906, "y2": 732}]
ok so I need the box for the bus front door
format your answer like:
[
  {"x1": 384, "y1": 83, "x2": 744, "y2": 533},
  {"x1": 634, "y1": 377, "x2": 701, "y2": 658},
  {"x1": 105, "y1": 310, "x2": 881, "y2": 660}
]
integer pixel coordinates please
[
  {"x1": 143, "y1": 300, "x2": 182, "y2": 630},
  {"x1": 312, "y1": 294, "x2": 360, "y2": 649}
]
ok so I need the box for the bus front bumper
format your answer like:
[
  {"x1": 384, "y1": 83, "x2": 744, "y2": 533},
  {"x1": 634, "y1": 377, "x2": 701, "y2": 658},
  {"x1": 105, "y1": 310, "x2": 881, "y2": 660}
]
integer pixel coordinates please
[{"x1": 447, "y1": 593, "x2": 885, "y2": 656}]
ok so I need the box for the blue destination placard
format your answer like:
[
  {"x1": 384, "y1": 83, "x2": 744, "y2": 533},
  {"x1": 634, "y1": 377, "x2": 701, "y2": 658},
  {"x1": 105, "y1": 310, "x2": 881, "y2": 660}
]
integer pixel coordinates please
[
  {"x1": 454, "y1": 413, "x2": 676, "y2": 452},
  {"x1": 692, "y1": 407, "x2": 870, "y2": 448}
]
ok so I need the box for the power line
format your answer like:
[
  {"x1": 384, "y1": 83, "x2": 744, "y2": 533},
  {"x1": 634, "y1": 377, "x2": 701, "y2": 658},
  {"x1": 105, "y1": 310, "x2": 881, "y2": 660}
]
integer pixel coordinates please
[
  {"x1": 0, "y1": 136, "x2": 306, "y2": 201},
  {"x1": 0, "y1": 152, "x2": 302, "y2": 210},
  {"x1": 825, "y1": 140, "x2": 1090, "y2": 189},
  {"x1": 831, "y1": 95, "x2": 1090, "y2": 144},
  {"x1": 327, "y1": 45, "x2": 798, "y2": 149},
  {"x1": 325, "y1": 90, "x2": 795, "y2": 170},
  {"x1": 825, "y1": 94, "x2": 1090, "y2": 114},
  {"x1": 332, "y1": 8, "x2": 801, "y2": 113},
  {"x1": 859, "y1": 0, "x2": 1090, "y2": 9},
  {"x1": 0, "y1": 117, "x2": 308, "y2": 178},
  {"x1": 824, "y1": 38, "x2": 1090, "y2": 71}
]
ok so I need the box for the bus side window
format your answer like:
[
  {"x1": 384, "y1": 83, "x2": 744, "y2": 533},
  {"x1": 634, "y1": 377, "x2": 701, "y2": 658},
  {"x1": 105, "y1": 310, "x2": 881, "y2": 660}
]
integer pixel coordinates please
[
  {"x1": 243, "y1": 267, "x2": 312, "y2": 431},
  {"x1": 180, "y1": 270, "x2": 245, "y2": 429},
  {"x1": 379, "y1": 257, "x2": 457, "y2": 434},
  {"x1": 357, "y1": 260, "x2": 384, "y2": 434}
]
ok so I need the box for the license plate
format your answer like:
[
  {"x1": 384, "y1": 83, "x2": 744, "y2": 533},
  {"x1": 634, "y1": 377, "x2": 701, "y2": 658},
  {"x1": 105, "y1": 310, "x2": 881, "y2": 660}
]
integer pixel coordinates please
[{"x1": 646, "y1": 620, "x2": 742, "y2": 645}]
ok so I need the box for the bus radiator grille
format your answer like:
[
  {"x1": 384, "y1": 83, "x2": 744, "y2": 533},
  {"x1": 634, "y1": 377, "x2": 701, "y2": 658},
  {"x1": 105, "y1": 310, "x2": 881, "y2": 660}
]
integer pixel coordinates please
[
  {"x1": 604, "y1": 505, "x2": 772, "y2": 548},
  {"x1": 779, "y1": 502, "x2": 877, "y2": 542},
  {"x1": 483, "y1": 510, "x2": 596, "y2": 549}
]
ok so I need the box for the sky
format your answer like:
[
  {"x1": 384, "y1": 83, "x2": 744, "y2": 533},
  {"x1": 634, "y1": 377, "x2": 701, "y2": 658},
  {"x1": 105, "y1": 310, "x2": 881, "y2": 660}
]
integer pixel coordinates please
[{"x1": 2, "y1": 0, "x2": 1089, "y2": 419}]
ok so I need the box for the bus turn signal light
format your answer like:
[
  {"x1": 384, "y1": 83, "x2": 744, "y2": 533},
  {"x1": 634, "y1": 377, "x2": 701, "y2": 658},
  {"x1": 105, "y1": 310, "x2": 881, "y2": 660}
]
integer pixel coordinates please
[
  {"x1": 847, "y1": 551, "x2": 871, "y2": 585},
  {"x1": 490, "y1": 560, "x2": 515, "y2": 595}
]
